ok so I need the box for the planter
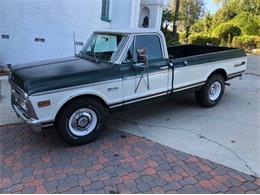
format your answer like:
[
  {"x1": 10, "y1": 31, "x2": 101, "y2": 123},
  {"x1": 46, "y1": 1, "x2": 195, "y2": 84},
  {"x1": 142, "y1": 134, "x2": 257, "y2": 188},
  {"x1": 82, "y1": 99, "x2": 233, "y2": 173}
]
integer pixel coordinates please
[{"x1": 0, "y1": 67, "x2": 9, "y2": 76}]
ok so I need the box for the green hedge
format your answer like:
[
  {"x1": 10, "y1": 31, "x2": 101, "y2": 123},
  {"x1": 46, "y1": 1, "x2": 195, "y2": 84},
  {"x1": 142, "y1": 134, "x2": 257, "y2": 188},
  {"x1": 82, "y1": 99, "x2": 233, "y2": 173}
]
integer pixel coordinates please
[
  {"x1": 179, "y1": 32, "x2": 188, "y2": 44},
  {"x1": 188, "y1": 33, "x2": 220, "y2": 46},
  {"x1": 162, "y1": 30, "x2": 180, "y2": 46},
  {"x1": 232, "y1": 35, "x2": 260, "y2": 51},
  {"x1": 229, "y1": 12, "x2": 260, "y2": 36},
  {"x1": 213, "y1": 23, "x2": 242, "y2": 44}
]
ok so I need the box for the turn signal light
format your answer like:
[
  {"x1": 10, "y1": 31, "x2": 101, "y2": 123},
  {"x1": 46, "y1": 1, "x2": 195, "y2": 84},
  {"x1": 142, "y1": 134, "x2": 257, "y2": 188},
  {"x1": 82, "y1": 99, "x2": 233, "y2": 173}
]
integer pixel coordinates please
[{"x1": 38, "y1": 100, "x2": 51, "y2": 108}]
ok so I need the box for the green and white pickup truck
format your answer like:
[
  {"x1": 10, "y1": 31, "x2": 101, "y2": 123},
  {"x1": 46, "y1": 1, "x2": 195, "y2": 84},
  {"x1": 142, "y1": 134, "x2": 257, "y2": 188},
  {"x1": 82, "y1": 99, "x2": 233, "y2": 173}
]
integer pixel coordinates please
[{"x1": 9, "y1": 29, "x2": 247, "y2": 145}]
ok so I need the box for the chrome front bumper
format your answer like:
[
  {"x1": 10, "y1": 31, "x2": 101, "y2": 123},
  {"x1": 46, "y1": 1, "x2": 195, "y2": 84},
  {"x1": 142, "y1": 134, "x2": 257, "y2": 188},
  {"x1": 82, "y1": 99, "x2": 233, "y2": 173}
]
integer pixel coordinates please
[{"x1": 12, "y1": 104, "x2": 40, "y2": 125}]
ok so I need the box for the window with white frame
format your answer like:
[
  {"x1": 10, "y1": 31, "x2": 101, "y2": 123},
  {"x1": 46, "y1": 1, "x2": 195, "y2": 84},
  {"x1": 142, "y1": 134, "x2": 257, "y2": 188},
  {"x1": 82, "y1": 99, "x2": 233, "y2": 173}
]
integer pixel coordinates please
[{"x1": 101, "y1": 0, "x2": 110, "y2": 22}]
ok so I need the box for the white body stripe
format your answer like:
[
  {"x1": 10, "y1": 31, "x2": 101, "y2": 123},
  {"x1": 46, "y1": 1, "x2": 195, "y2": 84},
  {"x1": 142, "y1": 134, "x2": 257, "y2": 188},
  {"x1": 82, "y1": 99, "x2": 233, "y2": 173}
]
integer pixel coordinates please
[
  {"x1": 174, "y1": 57, "x2": 247, "y2": 89},
  {"x1": 29, "y1": 79, "x2": 123, "y2": 123},
  {"x1": 122, "y1": 70, "x2": 170, "y2": 103}
]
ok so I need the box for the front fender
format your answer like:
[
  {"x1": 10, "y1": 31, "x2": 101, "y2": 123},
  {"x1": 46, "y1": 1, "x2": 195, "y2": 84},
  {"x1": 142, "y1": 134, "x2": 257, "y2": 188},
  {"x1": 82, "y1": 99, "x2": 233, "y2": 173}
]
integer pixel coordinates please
[{"x1": 29, "y1": 89, "x2": 110, "y2": 124}]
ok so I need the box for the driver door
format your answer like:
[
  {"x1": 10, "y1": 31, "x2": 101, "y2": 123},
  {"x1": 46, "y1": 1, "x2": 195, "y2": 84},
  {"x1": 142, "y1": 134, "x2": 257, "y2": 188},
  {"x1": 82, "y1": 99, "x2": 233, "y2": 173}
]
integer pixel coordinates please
[{"x1": 121, "y1": 35, "x2": 171, "y2": 106}]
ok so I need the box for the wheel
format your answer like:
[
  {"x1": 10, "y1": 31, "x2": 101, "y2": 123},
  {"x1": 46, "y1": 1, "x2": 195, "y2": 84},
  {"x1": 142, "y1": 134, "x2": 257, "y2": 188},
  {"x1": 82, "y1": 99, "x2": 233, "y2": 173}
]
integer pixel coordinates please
[
  {"x1": 56, "y1": 97, "x2": 106, "y2": 145},
  {"x1": 195, "y1": 74, "x2": 225, "y2": 107}
]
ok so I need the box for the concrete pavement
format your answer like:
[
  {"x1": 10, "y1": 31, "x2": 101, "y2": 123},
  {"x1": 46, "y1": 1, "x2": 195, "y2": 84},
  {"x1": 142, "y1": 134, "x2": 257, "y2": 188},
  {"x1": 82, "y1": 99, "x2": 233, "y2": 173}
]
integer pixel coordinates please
[
  {"x1": 1, "y1": 55, "x2": 259, "y2": 178},
  {"x1": 0, "y1": 76, "x2": 21, "y2": 125},
  {"x1": 246, "y1": 54, "x2": 260, "y2": 76}
]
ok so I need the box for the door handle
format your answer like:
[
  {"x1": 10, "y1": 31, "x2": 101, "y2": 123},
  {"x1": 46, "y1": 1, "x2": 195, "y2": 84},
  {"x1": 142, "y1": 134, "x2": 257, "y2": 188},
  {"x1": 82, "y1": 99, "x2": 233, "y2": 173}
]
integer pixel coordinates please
[
  {"x1": 159, "y1": 66, "x2": 169, "y2": 70},
  {"x1": 183, "y1": 61, "x2": 188, "y2": 66}
]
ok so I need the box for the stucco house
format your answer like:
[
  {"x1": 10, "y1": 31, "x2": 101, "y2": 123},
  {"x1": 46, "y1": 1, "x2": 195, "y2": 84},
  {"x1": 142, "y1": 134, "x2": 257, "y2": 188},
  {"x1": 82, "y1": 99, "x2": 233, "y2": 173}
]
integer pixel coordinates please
[{"x1": 0, "y1": 0, "x2": 167, "y2": 66}]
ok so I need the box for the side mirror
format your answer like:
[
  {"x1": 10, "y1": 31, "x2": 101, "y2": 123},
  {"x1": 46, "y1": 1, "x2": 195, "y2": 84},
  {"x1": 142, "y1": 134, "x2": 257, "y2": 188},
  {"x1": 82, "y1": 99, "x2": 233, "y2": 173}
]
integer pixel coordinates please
[{"x1": 137, "y1": 48, "x2": 148, "y2": 63}]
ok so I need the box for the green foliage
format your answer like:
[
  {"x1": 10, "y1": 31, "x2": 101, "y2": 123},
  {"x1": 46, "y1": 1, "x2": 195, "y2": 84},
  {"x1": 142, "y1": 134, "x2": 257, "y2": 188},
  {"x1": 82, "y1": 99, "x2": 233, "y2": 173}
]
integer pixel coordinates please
[
  {"x1": 188, "y1": 33, "x2": 220, "y2": 46},
  {"x1": 191, "y1": 12, "x2": 213, "y2": 33},
  {"x1": 213, "y1": 23, "x2": 242, "y2": 44},
  {"x1": 162, "y1": 8, "x2": 173, "y2": 22},
  {"x1": 229, "y1": 12, "x2": 260, "y2": 35},
  {"x1": 244, "y1": 20, "x2": 260, "y2": 36},
  {"x1": 164, "y1": 0, "x2": 259, "y2": 49},
  {"x1": 211, "y1": 1, "x2": 239, "y2": 29},
  {"x1": 171, "y1": 0, "x2": 205, "y2": 36},
  {"x1": 162, "y1": 8, "x2": 173, "y2": 30},
  {"x1": 238, "y1": 0, "x2": 260, "y2": 15},
  {"x1": 162, "y1": 30, "x2": 180, "y2": 46},
  {"x1": 179, "y1": 32, "x2": 188, "y2": 44},
  {"x1": 232, "y1": 35, "x2": 260, "y2": 51}
]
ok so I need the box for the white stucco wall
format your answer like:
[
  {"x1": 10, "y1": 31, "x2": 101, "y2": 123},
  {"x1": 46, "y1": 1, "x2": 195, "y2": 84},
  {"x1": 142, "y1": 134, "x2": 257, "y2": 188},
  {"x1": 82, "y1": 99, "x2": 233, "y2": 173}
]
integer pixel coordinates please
[
  {"x1": 0, "y1": 0, "x2": 167, "y2": 66},
  {"x1": 109, "y1": 0, "x2": 140, "y2": 29},
  {"x1": 0, "y1": 0, "x2": 109, "y2": 66}
]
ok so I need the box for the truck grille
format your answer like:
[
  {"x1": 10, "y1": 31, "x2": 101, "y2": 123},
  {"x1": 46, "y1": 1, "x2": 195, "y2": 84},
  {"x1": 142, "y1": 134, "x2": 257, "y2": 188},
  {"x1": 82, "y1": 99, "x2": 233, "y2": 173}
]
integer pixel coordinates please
[
  {"x1": 10, "y1": 81, "x2": 38, "y2": 119},
  {"x1": 11, "y1": 86, "x2": 26, "y2": 108}
]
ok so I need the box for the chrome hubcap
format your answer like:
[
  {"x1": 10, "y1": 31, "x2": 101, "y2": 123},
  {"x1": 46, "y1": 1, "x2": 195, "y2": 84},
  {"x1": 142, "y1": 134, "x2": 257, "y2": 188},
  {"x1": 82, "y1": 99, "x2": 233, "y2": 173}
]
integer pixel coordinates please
[
  {"x1": 77, "y1": 113, "x2": 91, "y2": 128},
  {"x1": 209, "y1": 81, "x2": 222, "y2": 101},
  {"x1": 68, "y1": 108, "x2": 97, "y2": 136}
]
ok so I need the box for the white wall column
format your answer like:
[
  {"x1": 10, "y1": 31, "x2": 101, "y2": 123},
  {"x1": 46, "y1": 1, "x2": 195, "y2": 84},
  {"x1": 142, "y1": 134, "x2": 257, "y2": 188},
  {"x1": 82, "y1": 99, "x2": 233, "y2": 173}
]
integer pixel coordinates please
[
  {"x1": 130, "y1": 0, "x2": 141, "y2": 28},
  {"x1": 109, "y1": 0, "x2": 135, "y2": 29},
  {"x1": 139, "y1": 0, "x2": 168, "y2": 30}
]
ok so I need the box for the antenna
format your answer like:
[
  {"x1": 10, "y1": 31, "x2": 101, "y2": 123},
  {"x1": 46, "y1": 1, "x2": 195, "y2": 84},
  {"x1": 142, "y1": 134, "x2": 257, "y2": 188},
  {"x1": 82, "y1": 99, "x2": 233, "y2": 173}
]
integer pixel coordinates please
[{"x1": 73, "y1": 32, "x2": 76, "y2": 56}]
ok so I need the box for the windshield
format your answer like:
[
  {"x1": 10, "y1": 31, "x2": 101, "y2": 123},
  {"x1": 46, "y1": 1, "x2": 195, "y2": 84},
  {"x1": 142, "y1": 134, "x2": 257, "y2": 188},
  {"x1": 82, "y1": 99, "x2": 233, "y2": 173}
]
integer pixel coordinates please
[{"x1": 79, "y1": 33, "x2": 128, "y2": 62}]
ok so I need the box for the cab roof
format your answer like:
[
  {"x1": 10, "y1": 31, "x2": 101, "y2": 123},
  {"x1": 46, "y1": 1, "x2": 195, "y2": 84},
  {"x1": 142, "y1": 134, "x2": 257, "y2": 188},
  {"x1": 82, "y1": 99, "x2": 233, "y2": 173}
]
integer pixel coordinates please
[{"x1": 94, "y1": 28, "x2": 164, "y2": 35}]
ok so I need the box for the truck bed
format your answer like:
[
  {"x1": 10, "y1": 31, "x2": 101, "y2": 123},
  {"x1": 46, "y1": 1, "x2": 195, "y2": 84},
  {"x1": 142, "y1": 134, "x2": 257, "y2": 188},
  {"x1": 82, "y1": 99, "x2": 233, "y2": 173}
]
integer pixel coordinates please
[{"x1": 167, "y1": 45, "x2": 246, "y2": 66}]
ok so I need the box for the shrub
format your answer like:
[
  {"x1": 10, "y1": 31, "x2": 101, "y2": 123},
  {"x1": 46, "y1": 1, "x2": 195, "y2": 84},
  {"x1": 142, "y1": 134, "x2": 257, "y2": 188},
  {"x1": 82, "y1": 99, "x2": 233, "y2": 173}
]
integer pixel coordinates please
[
  {"x1": 232, "y1": 35, "x2": 260, "y2": 51},
  {"x1": 252, "y1": 49, "x2": 260, "y2": 55},
  {"x1": 179, "y1": 32, "x2": 188, "y2": 44},
  {"x1": 256, "y1": 37, "x2": 260, "y2": 49},
  {"x1": 230, "y1": 12, "x2": 260, "y2": 36},
  {"x1": 213, "y1": 23, "x2": 242, "y2": 44},
  {"x1": 188, "y1": 33, "x2": 220, "y2": 46},
  {"x1": 162, "y1": 30, "x2": 180, "y2": 46}
]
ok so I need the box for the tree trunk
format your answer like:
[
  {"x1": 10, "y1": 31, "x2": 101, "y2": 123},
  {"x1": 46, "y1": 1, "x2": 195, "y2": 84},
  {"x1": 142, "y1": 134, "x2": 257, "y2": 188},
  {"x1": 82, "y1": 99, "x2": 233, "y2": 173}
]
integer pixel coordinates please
[
  {"x1": 172, "y1": 0, "x2": 180, "y2": 39},
  {"x1": 185, "y1": 26, "x2": 190, "y2": 38}
]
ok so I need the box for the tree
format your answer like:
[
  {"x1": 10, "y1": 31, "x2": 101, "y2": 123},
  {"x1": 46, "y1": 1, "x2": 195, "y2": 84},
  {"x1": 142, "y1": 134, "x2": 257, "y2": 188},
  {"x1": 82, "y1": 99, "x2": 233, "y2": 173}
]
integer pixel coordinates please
[
  {"x1": 171, "y1": 0, "x2": 205, "y2": 37},
  {"x1": 172, "y1": 0, "x2": 180, "y2": 39},
  {"x1": 192, "y1": 12, "x2": 213, "y2": 33},
  {"x1": 161, "y1": 8, "x2": 173, "y2": 30},
  {"x1": 240, "y1": 0, "x2": 260, "y2": 16},
  {"x1": 213, "y1": 23, "x2": 242, "y2": 45},
  {"x1": 210, "y1": 0, "x2": 260, "y2": 33},
  {"x1": 230, "y1": 12, "x2": 260, "y2": 35},
  {"x1": 163, "y1": 0, "x2": 260, "y2": 47},
  {"x1": 213, "y1": 0, "x2": 260, "y2": 17}
]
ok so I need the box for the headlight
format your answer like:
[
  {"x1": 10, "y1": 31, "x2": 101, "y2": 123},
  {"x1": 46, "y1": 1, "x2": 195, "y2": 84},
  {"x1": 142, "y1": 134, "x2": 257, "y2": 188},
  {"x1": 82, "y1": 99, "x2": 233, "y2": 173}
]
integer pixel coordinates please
[
  {"x1": 11, "y1": 82, "x2": 38, "y2": 119},
  {"x1": 20, "y1": 98, "x2": 29, "y2": 111},
  {"x1": 11, "y1": 87, "x2": 29, "y2": 111}
]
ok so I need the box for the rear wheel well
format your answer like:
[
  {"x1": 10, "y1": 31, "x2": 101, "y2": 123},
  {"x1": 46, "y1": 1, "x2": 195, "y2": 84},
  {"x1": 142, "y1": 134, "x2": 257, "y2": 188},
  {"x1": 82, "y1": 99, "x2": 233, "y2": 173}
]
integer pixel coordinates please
[
  {"x1": 208, "y1": 69, "x2": 227, "y2": 81},
  {"x1": 55, "y1": 95, "x2": 109, "y2": 123}
]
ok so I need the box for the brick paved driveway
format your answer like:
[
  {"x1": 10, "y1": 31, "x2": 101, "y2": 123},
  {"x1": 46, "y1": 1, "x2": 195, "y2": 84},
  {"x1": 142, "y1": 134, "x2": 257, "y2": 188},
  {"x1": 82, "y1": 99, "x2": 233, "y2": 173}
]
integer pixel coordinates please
[{"x1": 0, "y1": 124, "x2": 259, "y2": 194}]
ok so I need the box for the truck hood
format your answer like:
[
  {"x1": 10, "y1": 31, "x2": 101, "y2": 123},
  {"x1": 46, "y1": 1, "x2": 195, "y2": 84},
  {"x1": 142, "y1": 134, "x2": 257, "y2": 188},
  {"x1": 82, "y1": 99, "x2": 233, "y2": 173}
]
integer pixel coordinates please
[{"x1": 9, "y1": 56, "x2": 120, "y2": 95}]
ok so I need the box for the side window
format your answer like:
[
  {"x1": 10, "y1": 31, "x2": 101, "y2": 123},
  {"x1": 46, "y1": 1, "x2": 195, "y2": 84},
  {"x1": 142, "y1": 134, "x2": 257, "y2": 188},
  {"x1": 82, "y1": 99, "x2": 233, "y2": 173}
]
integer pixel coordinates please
[
  {"x1": 101, "y1": 0, "x2": 110, "y2": 22},
  {"x1": 135, "y1": 35, "x2": 163, "y2": 60}
]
